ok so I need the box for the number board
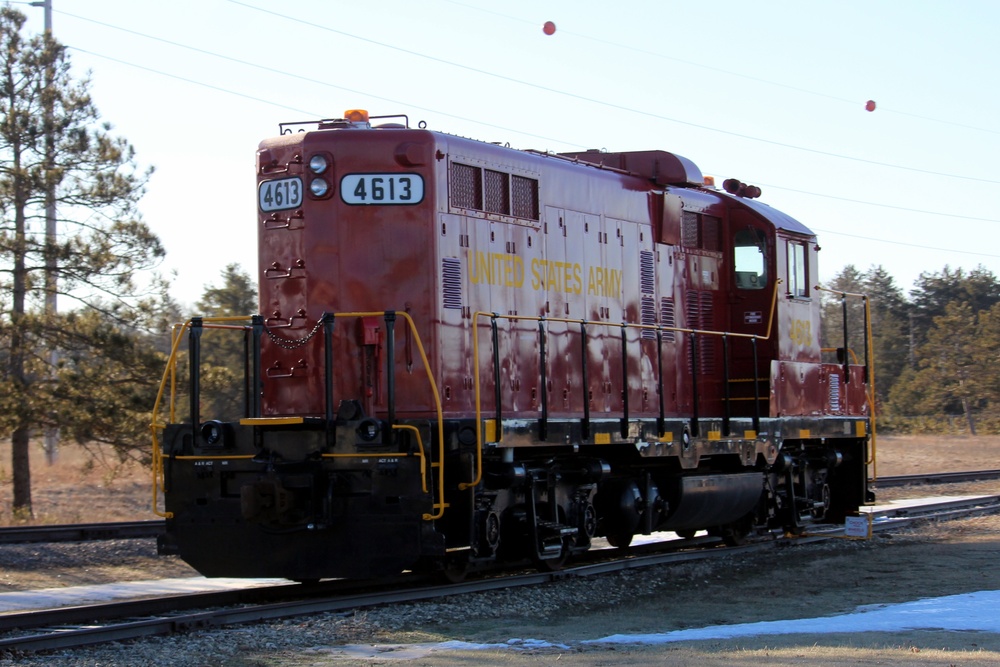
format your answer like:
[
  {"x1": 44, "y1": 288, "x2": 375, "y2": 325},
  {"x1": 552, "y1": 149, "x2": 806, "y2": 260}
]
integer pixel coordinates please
[
  {"x1": 259, "y1": 177, "x2": 303, "y2": 212},
  {"x1": 341, "y1": 173, "x2": 424, "y2": 205}
]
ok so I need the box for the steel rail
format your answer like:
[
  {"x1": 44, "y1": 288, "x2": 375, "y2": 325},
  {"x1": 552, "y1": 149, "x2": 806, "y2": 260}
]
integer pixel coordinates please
[
  {"x1": 0, "y1": 468, "x2": 996, "y2": 546},
  {"x1": 2, "y1": 495, "x2": 998, "y2": 654},
  {"x1": 0, "y1": 520, "x2": 165, "y2": 545},
  {"x1": 874, "y1": 469, "x2": 1000, "y2": 488}
]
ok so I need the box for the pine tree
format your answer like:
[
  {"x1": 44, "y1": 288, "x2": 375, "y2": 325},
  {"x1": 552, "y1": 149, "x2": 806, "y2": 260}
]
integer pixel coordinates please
[
  {"x1": 193, "y1": 264, "x2": 258, "y2": 422},
  {"x1": 0, "y1": 8, "x2": 163, "y2": 516}
]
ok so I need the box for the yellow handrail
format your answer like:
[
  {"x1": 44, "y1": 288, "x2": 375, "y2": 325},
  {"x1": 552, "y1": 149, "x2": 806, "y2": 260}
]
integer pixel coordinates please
[
  {"x1": 464, "y1": 280, "x2": 784, "y2": 491},
  {"x1": 149, "y1": 311, "x2": 448, "y2": 522},
  {"x1": 815, "y1": 286, "x2": 877, "y2": 477}
]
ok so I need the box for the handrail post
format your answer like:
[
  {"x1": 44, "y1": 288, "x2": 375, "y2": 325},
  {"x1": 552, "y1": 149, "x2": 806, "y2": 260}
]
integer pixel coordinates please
[
  {"x1": 491, "y1": 314, "x2": 502, "y2": 437},
  {"x1": 189, "y1": 317, "x2": 203, "y2": 442},
  {"x1": 862, "y1": 295, "x2": 871, "y2": 385},
  {"x1": 689, "y1": 330, "x2": 700, "y2": 437},
  {"x1": 752, "y1": 337, "x2": 761, "y2": 434},
  {"x1": 384, "y1": 311, "x2": 397, "y2": 446},
  {"x1": 322, "y1": 312, "x2": 336, "y2": 422},
  {"x1": 841, "y1": 293, "x2": 851, "y2": 384},
  {"x1": 251, "y1": 315, "x2": 263, "y2": 418},
  {"x1": 242, "y1": 327, "x2": 251, "y2": 418},
  {"x1": 620, "y1": 323, "x2": 629, "y2": 439},
  {"x1": 580, "y1": 320, "x2": 591, "y2": 440},
  {"x1": 538, "y1": 317, "x2": 548, "y2": 441},
  {"x1": 722, "y1": 333, "x2": 731, "y2": 437},
  {"x1": 656, "y1": 329, "x2": 665, "y2": 437}
]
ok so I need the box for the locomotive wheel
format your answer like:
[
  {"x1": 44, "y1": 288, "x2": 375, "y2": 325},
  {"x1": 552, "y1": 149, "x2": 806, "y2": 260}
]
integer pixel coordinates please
[
  {"x1": 440, "y1": 555, "x2": 470, "y2": 583},
  {"x1": 710, "y1": 512, "x2": 755, "y2": 546},
  {"x1": 532, "y1": 538, "x2": 570, "y2": 572},
  {"x1": 605, "y1": 530, "x2": 634, "y2": 549}
]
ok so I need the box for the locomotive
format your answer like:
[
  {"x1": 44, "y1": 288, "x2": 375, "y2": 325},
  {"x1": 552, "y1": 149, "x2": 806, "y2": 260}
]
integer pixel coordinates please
[{"x1": 151, "y1": 110, "x2": 875, "y2": 580}]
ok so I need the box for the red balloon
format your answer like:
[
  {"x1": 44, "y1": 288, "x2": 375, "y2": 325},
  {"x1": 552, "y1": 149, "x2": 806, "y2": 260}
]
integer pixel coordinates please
[
  {"x1": 865, "y1": 100, "x2": 876, "y2": 112},
  {"x1": 543, "y1": 21, "x2": 556, "y2": 35}
]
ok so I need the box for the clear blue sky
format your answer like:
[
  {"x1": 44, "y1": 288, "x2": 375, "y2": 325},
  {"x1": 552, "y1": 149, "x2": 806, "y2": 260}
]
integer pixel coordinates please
[{"x1": 19, "y1": 0, "x2": 1000, "y2": 306}]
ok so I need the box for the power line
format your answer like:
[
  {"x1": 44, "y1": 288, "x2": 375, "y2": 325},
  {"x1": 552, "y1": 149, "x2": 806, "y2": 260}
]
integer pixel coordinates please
[
  {"x1": 223, "y1": 0, "x2": 1000, "y2": 186},
  {"x1": 60, "y1": 3, "x2": 1000, "y2": 187},
  {"x1": 811, "y1": 226, "x2": 1000, "y2": 259},
  {"x1": 52, "y1": 6, "x2": 1000, "y2": 260},
  {"x1": 55, "y1": 10, "x2": 591, "y2": 147},
  {"x1": 63, "y1": 53, "x2": 998, "y2": 262},
  {"x1": 752, "y1": 182, "x2": 1000, "y2": 224},
  {"x1": 440, "y1": 0, "x2": 1000, "y2": 139}
]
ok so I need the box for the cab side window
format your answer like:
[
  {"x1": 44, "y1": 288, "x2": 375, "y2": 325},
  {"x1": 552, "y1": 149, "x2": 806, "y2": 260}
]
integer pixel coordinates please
[
  {"x1": 734, "y1": 228, "x2": 767, "y2": 290},
  {"x1": 786, "y1": 239, "x2": 809, "y2": 298}
]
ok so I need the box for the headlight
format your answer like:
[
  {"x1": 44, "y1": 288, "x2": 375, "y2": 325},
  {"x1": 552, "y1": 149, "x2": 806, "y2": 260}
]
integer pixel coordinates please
[
  {"x1": 310, "y1": 178, "x2": 329, "y2": 197},
  {"x1": 309, "y1": 154, "x2": 328, "y2": 174}
]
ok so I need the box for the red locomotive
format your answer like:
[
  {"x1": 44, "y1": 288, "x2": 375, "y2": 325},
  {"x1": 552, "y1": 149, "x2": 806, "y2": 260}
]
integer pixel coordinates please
[{"x1": 152, "y1": 110, "x2": 874, "y2": 580}]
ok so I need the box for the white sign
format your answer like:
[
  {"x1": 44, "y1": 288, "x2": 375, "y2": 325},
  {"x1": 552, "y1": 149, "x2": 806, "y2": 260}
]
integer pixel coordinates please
[
  {"x1": 341, "y1": 173, "x2": 424, "y2": 205},
  {"x1": 844, "y1": 514, "x2": 871, "y2": 539}
]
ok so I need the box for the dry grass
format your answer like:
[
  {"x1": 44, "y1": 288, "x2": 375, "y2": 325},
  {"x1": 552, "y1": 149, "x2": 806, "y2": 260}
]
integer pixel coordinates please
[
  {"x1": 0, "y1": 438, "x2": 152, "y2": 526},
  {"x1": 874, "y1": 433, "x2": 1000, "y2": 476},
  {"x1": 0, "y1": 433, "x2": 998, "y2": 526}
]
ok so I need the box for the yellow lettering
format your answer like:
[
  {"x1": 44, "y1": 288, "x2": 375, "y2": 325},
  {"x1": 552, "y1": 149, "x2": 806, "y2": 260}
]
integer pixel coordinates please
[
  {"x1": 530, "y1": 258, "x2": 543, "y2": 290},
  {"x1": 573, "y1": 265, "x2": 583, "y2": 295},
  {"x1": 547, "y1": 261, "x2": 562, "y2": 292},
  {"x1": 789, "y1": 319, "x2": 813, "y2": 346},
  {"x1": 588, "y1": 266, "x2": 607, "y2": 296},
  {"x1": 563, "y1": 262, "x2": 575, "y2": 293},
  {"x1": 469, "y1": 251, "x2": 526, "y2": 287},
  {"x1": 504, "y1": 256, "x2": 524, "y2": 287}
]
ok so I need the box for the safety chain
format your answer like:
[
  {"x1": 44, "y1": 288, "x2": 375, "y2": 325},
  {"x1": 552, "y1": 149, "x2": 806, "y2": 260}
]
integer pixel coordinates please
[{"x1": 264, "y1": 316, "x2": 325, "y2": 350}]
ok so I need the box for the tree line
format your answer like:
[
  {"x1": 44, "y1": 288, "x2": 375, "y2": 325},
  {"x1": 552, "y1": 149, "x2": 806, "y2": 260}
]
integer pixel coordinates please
[{"x1": 820, "y1": 264, "x2": 1000, "y2": 435}]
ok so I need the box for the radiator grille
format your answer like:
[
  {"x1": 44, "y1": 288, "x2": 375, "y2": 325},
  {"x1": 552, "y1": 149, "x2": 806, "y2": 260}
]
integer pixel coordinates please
[
  {"x1": 511, "y1": 175, "x2": 539, "y2": 220},
  {"x1": 484, "y1": 169, "x2": 510, "y2": 215},
  {"x1": 450, "y1": 163, "x2": 482, "y2": 209}
]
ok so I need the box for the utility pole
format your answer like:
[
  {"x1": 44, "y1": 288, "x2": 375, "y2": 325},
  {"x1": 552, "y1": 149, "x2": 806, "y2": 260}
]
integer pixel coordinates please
[{"x1": 32, "y1": 0, "x2": 59, "y2": 464}]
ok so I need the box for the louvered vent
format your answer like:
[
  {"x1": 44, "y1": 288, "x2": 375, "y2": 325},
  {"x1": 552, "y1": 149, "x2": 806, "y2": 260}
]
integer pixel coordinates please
[
  {"x1": 640, "y1": 251, "x2": 656, "y2": 339},
  {"x1": 442, "y1": 257, "x2": 463, "y2": 309},
  {"x1": 828, "y1": 373, "x2": 842, "y2": 413},
  {"x1": 686, "y1": 289, "x2": 715, "y2": 375},
  {"x1": 660, "y1": 297, "x2": 676, "y2": 342},
  {"x1": 639, "y1": 251, "x2": 655, "y2": 293}
]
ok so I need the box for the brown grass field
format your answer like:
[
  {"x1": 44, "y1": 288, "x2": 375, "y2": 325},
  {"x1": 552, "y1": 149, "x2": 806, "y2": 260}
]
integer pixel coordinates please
[{"x1": 1, "y1": 433, "x2": 999, "y2": 526}]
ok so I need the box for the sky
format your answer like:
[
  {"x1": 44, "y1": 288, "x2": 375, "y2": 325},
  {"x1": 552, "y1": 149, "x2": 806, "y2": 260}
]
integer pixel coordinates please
[{"x1": 16, "y1": 0, "x2": 1000, "y2": 307}]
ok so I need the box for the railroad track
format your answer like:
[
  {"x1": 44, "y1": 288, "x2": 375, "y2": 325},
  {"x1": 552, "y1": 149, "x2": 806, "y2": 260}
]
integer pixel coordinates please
[
  {"x1": 0, "y1": 469, "x2": 996, "y2": 546},
  {"x1": 0, "y1": 520, "x2": 164, "y2": 545},
  {"x1": 873, "y1": 469, "x2": 1000, "y2": 488},
  {"x1": 2, "y1": 493, "x2": 998, "y2": 654}
]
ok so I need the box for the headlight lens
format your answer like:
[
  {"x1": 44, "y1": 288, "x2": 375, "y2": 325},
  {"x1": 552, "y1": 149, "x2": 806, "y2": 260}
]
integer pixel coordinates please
[
  {"x1": 309, "y1": 154, "x2": 328, "y2": 174},
  {"x1": 310, "y1": 178, "x2": 329, "y2": 197}
]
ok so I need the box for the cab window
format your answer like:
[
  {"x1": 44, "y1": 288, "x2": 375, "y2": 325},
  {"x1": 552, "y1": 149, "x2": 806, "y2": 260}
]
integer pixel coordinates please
[
  {"x1": 734, "y1": 228, "x2": 767, "y2": 290},
  {"x1": 786, "y1": 239, "x2": 809, "y2": 298}
]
